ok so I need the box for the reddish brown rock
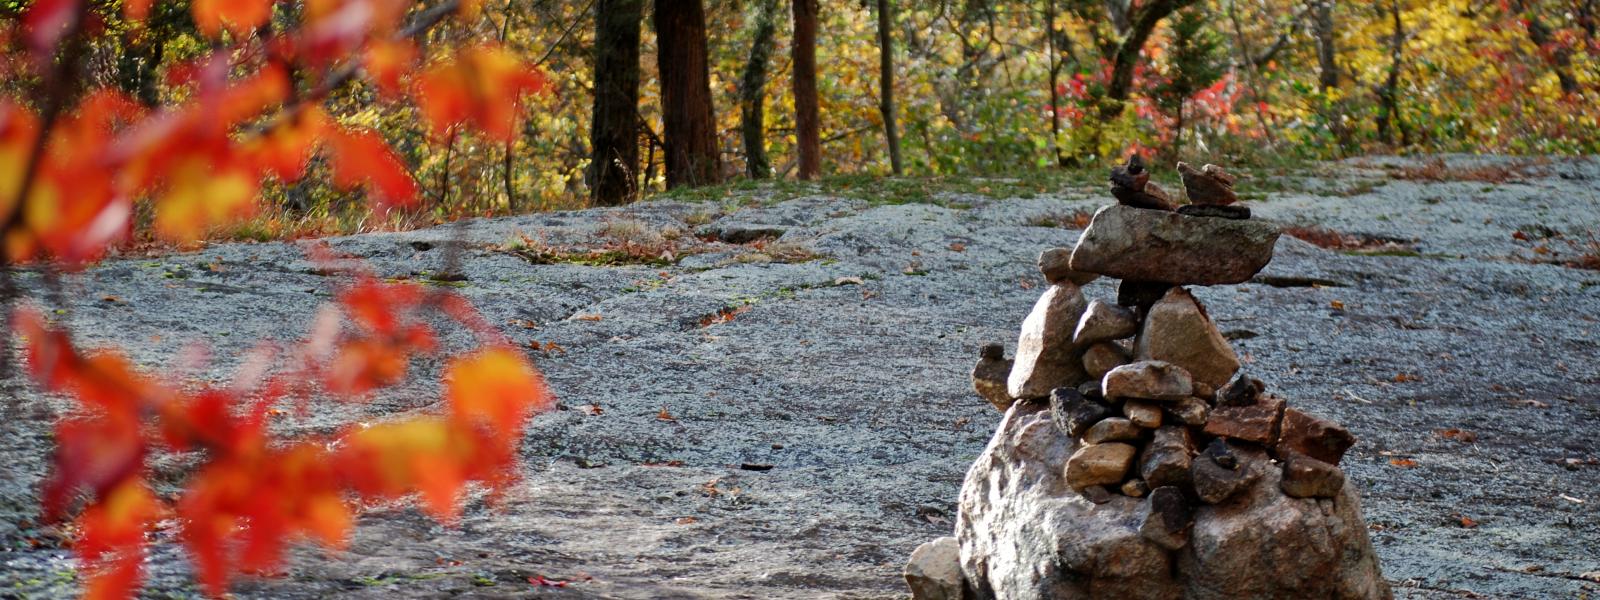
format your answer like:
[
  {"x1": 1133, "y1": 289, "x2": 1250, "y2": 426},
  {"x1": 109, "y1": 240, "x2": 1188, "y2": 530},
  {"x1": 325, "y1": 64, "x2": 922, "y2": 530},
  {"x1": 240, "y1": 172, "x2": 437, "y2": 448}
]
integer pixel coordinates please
[
  {"x1": 1141, "y1": 426, "x2": 1195, "y2": 489},
  {"x1": 1203, "y1": 395, "x2": 1286, "y2": 444},
  {"x1": 1083, "y1": 417, "x2": 1142, "y2": 444},
  {"x1": 1276, "y1": 408, "x2": 1357, "y2": 465},
  {"x1": 1124, "y1": 399, "x2": 1164, "y2": 429},
  {"x1": 1140, "y1": 486, "x2": 1194, "y2": 551},
  {"x1": 1082, "y1": 342, "x2": 1131, "y2": 380},
  {"x1": 1178, "y1": 161, "x2": 1238, "y2": 205}
]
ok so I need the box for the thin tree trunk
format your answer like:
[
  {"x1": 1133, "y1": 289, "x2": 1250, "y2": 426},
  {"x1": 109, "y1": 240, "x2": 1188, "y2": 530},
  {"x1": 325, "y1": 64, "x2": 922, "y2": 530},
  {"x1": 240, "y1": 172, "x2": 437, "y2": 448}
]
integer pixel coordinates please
[
  {"x1": 1224, "y1": 0, "x2": 1278, "y2": 146},
  {"x1": 1046, "y1": 0, "x2": 1063, "y2": 166},
  {"x1": 1375, "y1": 0, "x2": 1407, "y2": 146},
  {"x1": 876, "y1": 0, "x2": 903, "y2": 175},
  {"x1": 1105, "y1": 0, "x2": 1197, "y2": 105},
  {"x1": 739, "y1": 0, "x2": 780, "y2": 179},
  {"x1": 1509, "y1": 0, "x2": 1580, "y2": 95},
  {"x1": 1312, "y1": 0, "x2": 1339, "y2": 89},
  {"x1": 655, "y1": 0, "x2": 722, "y2": 188},
  {"x1": 792, "y1": 0, "x2": 822, "y2": 180},
  {"x1": 589, "y1": 0, "x2": 643, "y2": 204}
]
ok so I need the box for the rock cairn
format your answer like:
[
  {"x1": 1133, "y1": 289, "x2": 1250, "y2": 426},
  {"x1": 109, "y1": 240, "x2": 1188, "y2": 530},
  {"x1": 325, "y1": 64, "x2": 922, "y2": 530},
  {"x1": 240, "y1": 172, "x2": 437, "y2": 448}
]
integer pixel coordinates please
[{"x1": 908, "y1": 157, "x2": 1391, "y2": 600}]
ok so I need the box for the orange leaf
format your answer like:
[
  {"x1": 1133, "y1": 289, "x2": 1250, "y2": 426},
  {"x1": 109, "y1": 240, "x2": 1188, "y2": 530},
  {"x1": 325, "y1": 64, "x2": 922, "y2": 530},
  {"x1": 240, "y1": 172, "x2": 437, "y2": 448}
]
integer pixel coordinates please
[
  {"x1": 192, "y1": 0, "x2": 273, "y2": 38},
  {"x1": 364, "y1": 40, "x2": 418, "y2": 99},
  {"x1": 325, "y1": 126, "x2": 419, "y2": 211},
  {"x1": 154, "y1": 157, "x2": 258, "y2": 242},
  {"x1": 1389, "y1": 458, "x2": 1417, "y2": 468},
  {"x1": 414, "y1": 44, "x2": 547, "y2": 142},
  {"x1": 444, "y1": 347, "x2": 552, "y2": 439}
]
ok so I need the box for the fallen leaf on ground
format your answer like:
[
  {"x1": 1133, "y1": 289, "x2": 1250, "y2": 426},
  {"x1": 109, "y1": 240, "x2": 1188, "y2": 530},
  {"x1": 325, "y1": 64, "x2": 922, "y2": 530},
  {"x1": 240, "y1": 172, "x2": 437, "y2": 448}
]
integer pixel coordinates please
[
  {"x1": 833, "y1": 276, "x2": 863, "y2": 286},
  {"x1": 674, "y1": 517, "x2": 697, "y2": 525},
  {"x1": 1458, "y1": 515, "x2": 1478, "y2": 528},
  {"x1": 657, "y1": 406, "x2": 675, "y2": 422},
  {"x1": 574, "y1": 314, "x2": 603, "y2": 322},
  {"x1": 1389, "y1": 458, "x2": 1418, "y2": 468},
  {"x1": 1437, "y1": 428, "x2": 1478, "y2": 443}
]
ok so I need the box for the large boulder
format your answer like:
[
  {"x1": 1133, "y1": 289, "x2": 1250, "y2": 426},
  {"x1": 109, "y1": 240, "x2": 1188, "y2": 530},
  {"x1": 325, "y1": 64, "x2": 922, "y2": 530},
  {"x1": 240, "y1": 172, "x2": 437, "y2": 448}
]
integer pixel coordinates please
[
  {"x1": 1068, "y1": 205, "x2": 1279, "y2": 285},
  {"x1": 949, "y1": 401, "x2": 1391, "y2": 600}
]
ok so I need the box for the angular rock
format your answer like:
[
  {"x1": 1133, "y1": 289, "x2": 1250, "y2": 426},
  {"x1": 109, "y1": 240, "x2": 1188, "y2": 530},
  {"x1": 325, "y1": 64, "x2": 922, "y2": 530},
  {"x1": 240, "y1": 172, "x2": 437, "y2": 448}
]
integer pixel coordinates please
[
  {"x1": 1177, "y1": 204, "x2": 1251, "y2": 220},
  {"x1": 1124, "y1": 400, "x2": 1163, "y2": 429},
  {"x1": 1069, "y1": 204, "x2": 1280, "y2": 285},
  {"x1": 1181, "y1": 462, "x2": 1392, "y2": 600},
  {"x1": 1140, "y1": 486, "x2": 1194, "y2": 551},
  {"x1": 905, "y1": 536, "x2": 963, "y2": 600},
  {"x1": 1103, "y1": 360, "x2": 1194, "y2": 402},
  {"x1": 1192, "y1": 381, "x2": 1217, "y2": 401},
  {"x1": 1083, "y1": 417, "x2": 1142, "y2": 444},
  {"x1": 1280, "y1": 452, "x2": 1347, "y2": 499},
  {"x1": 1065, "y1": 442, "x2": 1138, "y2": 491},
  {"x1": 1169, "y1": 396, "x2": 1211, "y2": 426},
  {"x1": 1136, "y1": 288, "x2": 1241, "y2": 388},
  {"x1": 1110, "y1": 154, "x2": 1177, "y2": 211},
  {"x1": 1277, "y1": 408, "x2": 1357, "y2": 465},
  {"x1": 1203, "y1": 438, "x2": 1239, "y2": 470},
  {"x1": 1121, "y1": 478, "x2": 1150, "y2": 498},
  {"x1": 1007, "y1": 283, "x2": 1090, "y2": 399},
  {"x1": 1117, "y1": 279, "x2": 1175, "y2": 313},
  {"x1": 972, "y1": 343, "x2": 1015, "y2": 411},
  {"x1": 1191, "y1": 449, "x2": 1261, "y2": 505},
  {"x1": 1038, "y1": 247, "x2": 1099, "y2": 286},
  {"x1": 1177, "y1": 161, "x2": 1238, "y2": 205},
  {"x1": 955, "y1": 401, "x2": 1389, "y2": 600},
  {"x1": 1140, "y1": 426, "x2": 1195, "y2": 489},
  {"x1": 1082, "y1": 342, "x2": 1131, "y2": 380},
  {"x1": 1083, "y1": 485, "x2": 1115, "y2": 504},
  {"x1": 1050, "y1": 387, "x2": 1111, "y2": 438},
  {"x1": 1076, "y1": 378, "x2": 1103, "y2": 400},
  {"x1": 1074, "y1": 300, "x2": 1140, "y2": 345},
  {"x1": 1203, "y1": 395, "x2": 1286, "y2": 445},
  {"x1": 1216, "y1": 372, "x2": 1263, "y2": 407}
]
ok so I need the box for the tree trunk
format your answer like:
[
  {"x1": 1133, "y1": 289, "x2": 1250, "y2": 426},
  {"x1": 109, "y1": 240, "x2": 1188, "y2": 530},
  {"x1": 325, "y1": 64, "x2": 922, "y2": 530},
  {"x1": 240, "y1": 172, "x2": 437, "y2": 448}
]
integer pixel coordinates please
[
  {"x1": 589, "y1": 0, "x2": 643, "y2": 205},
  {"x1": 876, "y1": 0, "x2": 903, "y2": 175},
  {"x1": 1375, "y1": 0, "x2": 1408, "y2": 146},
  {"x1": 792, "y1": 0, "x2": 821, "y2": 180},
  {"x1": 655, "y1": 0, "x2": 722, "y2": 188},
  {"x1": 1509, "y1": 0, "x2": 1580, "y2": 95},
  {"x1": 1046, "y1": 0, "x2": 1061, "y2": 166},
  {"x1": 1312, "y1": 0, "x2": 1339, "y2": 89},
  {"x1": 739, "y1": 0, "x2": 780, "y2": 179},
  {"x1": 1106, "y1": 0, "x2": 1198, "y2": 105}
]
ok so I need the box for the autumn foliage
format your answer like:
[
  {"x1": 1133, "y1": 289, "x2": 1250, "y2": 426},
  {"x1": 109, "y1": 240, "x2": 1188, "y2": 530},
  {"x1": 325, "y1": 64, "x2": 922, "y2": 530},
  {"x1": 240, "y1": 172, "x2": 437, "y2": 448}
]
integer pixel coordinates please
[{"x1": 2, "y1": 0, "x2": 553, "y2": 598}]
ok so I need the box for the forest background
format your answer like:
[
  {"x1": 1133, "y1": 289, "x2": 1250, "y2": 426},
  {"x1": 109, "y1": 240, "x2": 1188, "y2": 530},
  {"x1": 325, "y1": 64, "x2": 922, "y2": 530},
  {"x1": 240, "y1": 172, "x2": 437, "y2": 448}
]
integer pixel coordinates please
[{"x1": 6, "y1": 0, "x2": 1595, "y2": 243}]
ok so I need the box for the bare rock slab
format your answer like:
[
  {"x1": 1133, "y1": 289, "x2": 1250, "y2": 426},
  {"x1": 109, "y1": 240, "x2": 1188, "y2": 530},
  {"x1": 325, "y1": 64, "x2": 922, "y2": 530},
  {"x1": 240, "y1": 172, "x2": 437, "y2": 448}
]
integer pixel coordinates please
[
  {"x1": 906, "y1": 537, "x2": 964, "y2": 600},
  {"x1": 1007, "y1": 283, "x2": 1089, "y2": 399},
  {"x1": 1136, "y1": 288, "x2": 1240, "y2": 388},
  {"x1": 1069, "y1": 204, "x2": 1279, "y2": 285}
]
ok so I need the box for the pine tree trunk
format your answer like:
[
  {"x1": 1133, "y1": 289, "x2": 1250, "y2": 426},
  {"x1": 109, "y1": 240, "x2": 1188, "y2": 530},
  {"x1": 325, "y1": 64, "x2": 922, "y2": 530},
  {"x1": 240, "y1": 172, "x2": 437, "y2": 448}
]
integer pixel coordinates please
[
  {"x1": 739, "y1": 0, "x2": 780, "y2": 179},
  {"x1": 792, "y1": 0, "x2": 822, "y2": 180},
  {"x1": 876, "y1": 0, "x2": 903, "y2": 175},
  {"x1": 655, "y1": 0, "x2": 722, "y2": 188},
  {"x1": 1312, "y1": 0, "x2": 1339, "y2": 90},
  {"x1": 589, "y1": 0, "x2": 643, "y2": 205}
]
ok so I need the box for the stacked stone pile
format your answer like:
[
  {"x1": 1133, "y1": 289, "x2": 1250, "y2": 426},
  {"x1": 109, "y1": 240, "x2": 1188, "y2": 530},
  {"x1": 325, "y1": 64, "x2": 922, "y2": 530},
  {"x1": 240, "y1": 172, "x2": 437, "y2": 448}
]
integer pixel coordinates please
[{"x1": 908, "y1": 157, "x2": 1391, "y2": 600}]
